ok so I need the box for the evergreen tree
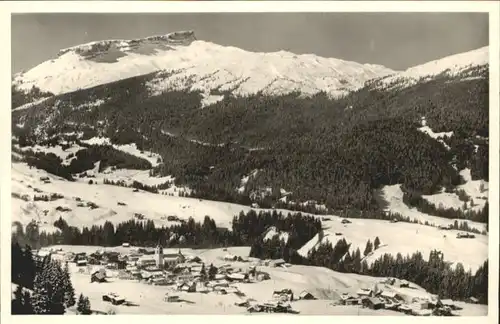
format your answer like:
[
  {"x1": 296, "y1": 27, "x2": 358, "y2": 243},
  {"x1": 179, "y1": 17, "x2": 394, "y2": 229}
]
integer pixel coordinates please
[
  {"x1": 374, "y1": 237, "x2": 381, "y2": 250},
  {"x1": 83, "y1": 296, "x2": 92, "y2": 314},
  {"x1": 77, "y1": 294, "x2": 85, "y2": 314},
  {"x1": 352, "y1": 248, "x2": 362, "y2": 273},
  {"x1": 200, "y1": 263, "x2": 207, "y2": 280},
  {"x1": 77, "y1": 294, "x2": 92, "y2": 315},
  {"x1": 208, "y1": 263, "x2": 217, "y2": 280},
  {"x1": 63, "y1": 262, "x2": 76, "y2": 307},
  {"x1": 363, "y1": 239, "x2": 373, "y2": 257},
  {"x1": 12, "y1": 285, "x2": 33, "y2": 314}
]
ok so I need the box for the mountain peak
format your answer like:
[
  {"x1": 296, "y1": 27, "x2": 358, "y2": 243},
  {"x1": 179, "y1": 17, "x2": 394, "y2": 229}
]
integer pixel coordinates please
[{"x1": 57, "y1": 30, "x2": 197, "y2": 58}]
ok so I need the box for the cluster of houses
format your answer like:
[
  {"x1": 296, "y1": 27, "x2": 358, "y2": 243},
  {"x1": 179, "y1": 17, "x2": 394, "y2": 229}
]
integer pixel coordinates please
[
  {"x1": 35, "y1": 245, "x2": 272, "y2": 302},
  {"x1": 230, "y1": 288, "x2": 315, "y2": 314},
  {"x1": 334, "y1": 278, "x2": 465, "y2": 316}
]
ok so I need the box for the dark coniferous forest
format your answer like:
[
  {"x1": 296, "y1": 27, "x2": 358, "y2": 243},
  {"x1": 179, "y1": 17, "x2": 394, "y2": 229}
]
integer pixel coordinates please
[{"x1": 12, "y1": 65, "x2": 488, "y2": 215}]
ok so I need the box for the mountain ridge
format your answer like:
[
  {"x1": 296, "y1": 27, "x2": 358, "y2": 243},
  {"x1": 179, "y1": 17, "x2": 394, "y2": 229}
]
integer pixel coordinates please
[
  {"x1": 13, "y1": 30, "x2": 398, "y2": 102},
  {"x1": 12, "y1": 32, "x2": 488, "y2": 111}
]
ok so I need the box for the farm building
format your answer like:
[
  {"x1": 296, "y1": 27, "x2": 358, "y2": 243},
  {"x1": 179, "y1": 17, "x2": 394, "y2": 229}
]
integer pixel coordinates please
[
  {"x1": 91, "y1": 269, "x2": 106, "y2": 283},
  {"x1": 140, "y1": 269, "x2": 164, "y2": 280},
  {"x1": 340, "y1": 293, "x2": 360, "y2": 305},
  {"x1": 356, "y1": 288, "x2": 373, "y2": 297},
  {"x1": 299, "y1": 291, "x2": 316, "y2": 300},
  {"x1": 136, "y1": 256, "x2": 157, "y2": 268},
  {"x1": 362, "y1": 297, "x2": 385, "y2": 310},
  {"x1": 273, "y1": 289, "x2": 294, "y2": 301},
  {"x1": 164, "y1": 293, "x2": 180, "y2": 303},
  {"x1": 379, "y1": 290, "x2": 403, "y2": 302}
]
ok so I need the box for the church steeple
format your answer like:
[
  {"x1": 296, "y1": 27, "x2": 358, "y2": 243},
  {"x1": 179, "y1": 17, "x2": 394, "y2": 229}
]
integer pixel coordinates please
[{"x1": 155, "y1": 241, "x2": 164, "y2": 268}]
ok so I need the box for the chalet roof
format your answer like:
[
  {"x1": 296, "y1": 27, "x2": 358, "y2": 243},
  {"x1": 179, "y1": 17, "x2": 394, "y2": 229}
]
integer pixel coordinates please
[
  {"x1": 227, "y1": 273, "x2": 246, "y2": 280},
  {"x1": 380, "y1": 291, "x2": 397, "y2": 298},
  {"x1": 366, "y1": 297, "x2": 383, "y2": 305},
  {"x1": 356, "y1": 288, "x2": 372, "y2": 295},
  {"x1": 340, "y1": 293, "x2": 358, "y2": 300},
  {"x1": 299, "y1": 291, "x2": 315, "y2": 298}
]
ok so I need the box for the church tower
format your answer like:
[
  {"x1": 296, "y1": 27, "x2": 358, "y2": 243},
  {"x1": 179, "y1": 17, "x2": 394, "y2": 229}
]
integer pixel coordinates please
[{"x1": 155, "y1": 243, "x2": 164, "y2": 269}]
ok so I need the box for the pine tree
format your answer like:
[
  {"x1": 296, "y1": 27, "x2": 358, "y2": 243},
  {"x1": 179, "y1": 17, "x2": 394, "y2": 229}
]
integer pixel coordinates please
[
  {"x1": 363, "y1": 239, "x2": 373, "y2": 257},
  {"x1": 374, "y1": 237, "x2": 381, "y2": 250},
  {"x1": 63, "y1": 262, "x2": 76, "y2": 307},
  {"x1": 352, "y1": 248, "x2": 362, "y2": 273},
  {"x1": 83, "y1": 296, "x2": 92, "y2": 314},
  {"x1": 77, "y1": 294, "x2": 92, "y2": 315},
  {"x1": 77, "y1": 294, "x2": 85, "y2": 314},
  {"x1": 200, "y1": 263, "x2": 207, "y2": 280},
  {"x1": 208, "y1": 263, "x2": 217, "y2": 280}
]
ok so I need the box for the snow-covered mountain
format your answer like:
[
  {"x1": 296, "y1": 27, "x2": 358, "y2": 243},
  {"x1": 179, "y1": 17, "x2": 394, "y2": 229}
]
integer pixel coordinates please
[
  {"x1": 369, "y1": 46, "x2": 489, "y2": 90},
  {"x1": 12, "y1": 31, "x2": 396, "y2": 103}
]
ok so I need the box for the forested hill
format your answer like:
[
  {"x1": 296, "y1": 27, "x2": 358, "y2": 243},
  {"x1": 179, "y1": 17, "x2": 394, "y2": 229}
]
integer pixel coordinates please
[{"x1": 11, "y1": 50, "x2": 489, "y2": 216}]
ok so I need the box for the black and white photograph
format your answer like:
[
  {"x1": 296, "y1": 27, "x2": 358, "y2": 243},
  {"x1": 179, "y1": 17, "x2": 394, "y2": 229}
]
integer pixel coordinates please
[{"x1": 3, "y1": 1, "x2": 499, "y2": 319}]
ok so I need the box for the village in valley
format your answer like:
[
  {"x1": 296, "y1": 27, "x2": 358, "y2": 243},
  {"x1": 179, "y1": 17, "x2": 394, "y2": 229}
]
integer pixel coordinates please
[{"x1": 28, "y1": 243, "x2": 478, "y2": 316}]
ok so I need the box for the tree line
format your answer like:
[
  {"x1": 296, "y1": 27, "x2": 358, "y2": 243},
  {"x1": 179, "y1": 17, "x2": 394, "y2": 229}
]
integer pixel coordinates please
[{"x1": 13, "y1": 210, "x2": 321, "y2": 251}]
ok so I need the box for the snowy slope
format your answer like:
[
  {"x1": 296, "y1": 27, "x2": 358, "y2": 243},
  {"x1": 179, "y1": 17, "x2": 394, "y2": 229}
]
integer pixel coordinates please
[
  {"x1": 11, "y1": 162, "x2": 309, "y2": 230},
  {"x1": 382, "y1": 184, "x2": 487, "y2": 233},
  {"x1": 297, "y1": 216, "x2": 487, "y2": 273},
  {"x1": 12, "y1": 160, "x2": 488, "y2": 273},
  {"x1": 421, "y1": 169, "x2": 488, "y2": 214},
  {"x1": 372, "y1": 46, "x2": 488, "y2": 90},
  {"x1": 12, "y1": 31, "x2": 395, "y2": 104}
]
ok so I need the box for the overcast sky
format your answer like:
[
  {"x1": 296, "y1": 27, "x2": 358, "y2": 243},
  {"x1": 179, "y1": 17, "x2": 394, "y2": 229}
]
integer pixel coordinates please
[{"x1": 11, "y1": 12, "x2": 488, "y2": 73}]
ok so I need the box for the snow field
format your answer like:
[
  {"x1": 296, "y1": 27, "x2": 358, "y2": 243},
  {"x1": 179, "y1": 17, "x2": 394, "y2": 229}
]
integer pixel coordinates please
[{"x1": 12, "y1": 161, "x2": 488, "y2": 273}]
